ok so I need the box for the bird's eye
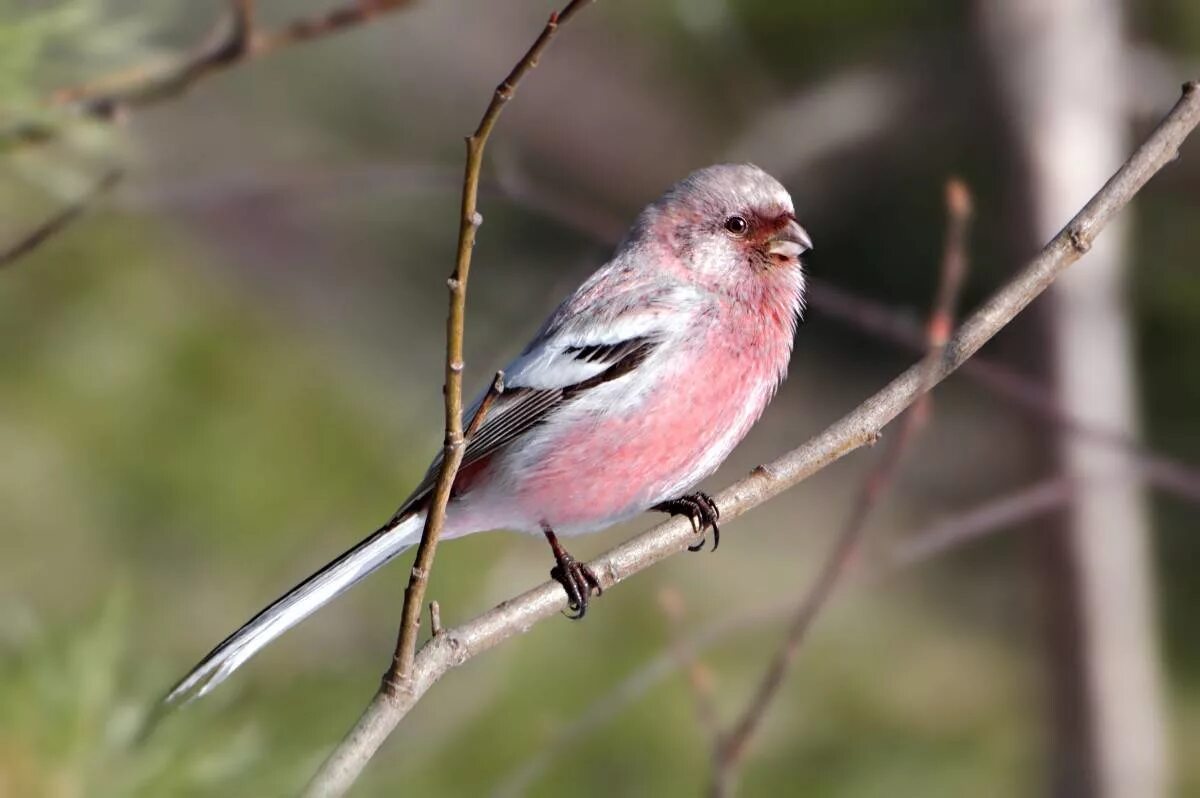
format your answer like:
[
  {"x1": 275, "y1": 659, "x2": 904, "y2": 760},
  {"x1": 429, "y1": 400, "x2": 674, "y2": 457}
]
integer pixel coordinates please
[{"x1": 724, "y1": 215, "x2": 749, "y2": 236}]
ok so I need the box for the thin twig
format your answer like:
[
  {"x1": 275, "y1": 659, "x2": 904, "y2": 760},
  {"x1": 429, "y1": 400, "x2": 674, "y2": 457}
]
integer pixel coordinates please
[
  {"x1": 465, "y1": 371, "x2": 506, "y2": 441},
  {"x1": 0, "y1": 168, "x2": 122, "y2": 269},
  {"x1": 708, "y1": 177, "x2": 974, "y2": 797},
  {"x1": 386, "y1": 370, "x2": 505, "y2": 691},
  {"x1": 248, "y1": 0, "x2": 418, "y2": 56},
  {"x1": 428, "y1": 601, "x2": 443, "y2": 638},
  {"x1": 891, "y1": 476, "x2": 1075, "y2": 567},
  {"x1": 383, "y1": 0, "x2": 591, "y2": 684},
  {"x1": 50, "y1": 0, "x2": 256, "y2": 120},
  {"x1": 306, "y1": 80, "x2": 1200, "y2": 798},
  {"x1": 808, "y1": 277, "x2": 1200, "y2": 505},
  {"x1": 303, "y1": 4, "x2": 595, "y2": 796},
  {"x1": 10, "y1": 0, "x2": 417, "y2": 143},
  {"x1": 887, "y1": 467, "x2": 1151, "y2": 571}
]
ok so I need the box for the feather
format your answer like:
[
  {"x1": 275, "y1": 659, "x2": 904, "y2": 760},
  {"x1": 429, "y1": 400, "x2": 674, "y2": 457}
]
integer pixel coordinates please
[
  {"x1": 395, "y1": 335, "x2": 659, "y2": 517},
  {"x1": 165, "y1": 513, "x2": 425, "y2": 704}
]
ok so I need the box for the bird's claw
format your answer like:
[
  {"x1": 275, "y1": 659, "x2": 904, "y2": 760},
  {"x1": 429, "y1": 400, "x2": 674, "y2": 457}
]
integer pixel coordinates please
[
  {"x1": 654, "y1": 492, "x2": 721, "y2": 552},
  {"x1": 550, "y1": 550, "x2": 603, "y2": 619}
]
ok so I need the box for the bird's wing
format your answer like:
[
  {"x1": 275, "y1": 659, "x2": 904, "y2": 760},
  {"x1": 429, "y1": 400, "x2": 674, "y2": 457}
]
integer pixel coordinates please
[
  {"x1": 387, "y1": 262, "x2": 711, "y2": 521},
  {"x1": 462, "y1": 335, "x2": 658, "y2": 465},
  {"x1": 390, "y1": 327, "x2": 666, "y2": 521}
]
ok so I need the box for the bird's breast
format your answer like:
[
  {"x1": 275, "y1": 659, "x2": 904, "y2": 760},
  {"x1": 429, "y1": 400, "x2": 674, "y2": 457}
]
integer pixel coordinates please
[{"x1": 501, "y1": 304, "x2": 794, "y2": 534}]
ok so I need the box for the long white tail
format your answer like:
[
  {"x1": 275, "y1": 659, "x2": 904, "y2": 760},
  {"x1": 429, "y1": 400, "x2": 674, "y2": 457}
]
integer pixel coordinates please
[{"x1": 165, "y1": 512, "x2": 425, "y2": 705}]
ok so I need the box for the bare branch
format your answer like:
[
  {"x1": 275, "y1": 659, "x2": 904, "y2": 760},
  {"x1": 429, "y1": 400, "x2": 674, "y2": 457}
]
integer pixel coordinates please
[
  {"x1": 385, "y1": 371, "x2": 504, "y2": 692},
  {"x1": 464, "y1": 371, "x2": 506, "y2": 441},
  {"x1": 428, "y1": 600, "x2": 443, "y2": 638},
  {"x1": 708, "y1": 177, "x2": 974, "y2": 796},
  {"x1": 9, "y1": 0, "x2": 418, "y2": 145},
  {"x1": 0, "y1": 168, "x2": 122, "y2": 270},
  {"x1": 808, "y1": 278, "x2": 1200, "y2": 505},
  {"x1": 305, "y1": 78, "x2": 1200, "y2": 798},
  {"x1": 249, "y1": 0, "x2": 419, "y2": 56},
  {"x1": 892, "y1": 477, "x2": 1074, "y2": 567},
  {"x1": 303, "y1": 4, "x2": 595, "y2": 795}
]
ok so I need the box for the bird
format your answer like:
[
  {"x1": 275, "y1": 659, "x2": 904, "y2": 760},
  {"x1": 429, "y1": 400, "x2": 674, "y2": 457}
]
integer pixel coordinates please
[{"x1": 166, "y1": 163, "x2": 812, "y2": 704}]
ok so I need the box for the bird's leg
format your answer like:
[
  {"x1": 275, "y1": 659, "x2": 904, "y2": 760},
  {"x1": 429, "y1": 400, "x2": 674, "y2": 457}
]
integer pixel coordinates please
[
  {"x1": 543, "y1": 525, "x2": 602, "y2": 619},
  {"x1": 653, "y1": 492, "x2": 721, "y2": 552}
]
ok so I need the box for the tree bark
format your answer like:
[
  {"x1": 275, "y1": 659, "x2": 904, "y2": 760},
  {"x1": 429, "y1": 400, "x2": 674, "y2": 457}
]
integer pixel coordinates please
[{"x1": 978, "y1": 1, "x2": 1168, "y2": 796}]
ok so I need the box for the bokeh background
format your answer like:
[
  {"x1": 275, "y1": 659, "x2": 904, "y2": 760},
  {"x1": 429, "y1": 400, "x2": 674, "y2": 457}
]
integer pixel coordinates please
[{"x1": 2, "y1": 1, "x2": 1199, "y2": 796}]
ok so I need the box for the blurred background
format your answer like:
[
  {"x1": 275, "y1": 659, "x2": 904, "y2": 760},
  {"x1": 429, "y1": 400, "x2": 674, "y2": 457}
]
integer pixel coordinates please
[{"x1": 1, "y1": 1, "x2": 1199, "y2": 796}]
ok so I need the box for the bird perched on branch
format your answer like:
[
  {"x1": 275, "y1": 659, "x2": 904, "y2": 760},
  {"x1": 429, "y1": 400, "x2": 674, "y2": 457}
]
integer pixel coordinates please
[{"x1": 168, "y1": 163, "x2": 812, "y2": 703}]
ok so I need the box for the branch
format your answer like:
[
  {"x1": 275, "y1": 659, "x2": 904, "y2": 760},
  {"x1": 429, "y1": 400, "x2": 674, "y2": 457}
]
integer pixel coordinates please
[
  {"x1": 385, "y1": 0, "x2": 592, "y2": 689},
  {"x1": 248, "y1": 0, "x2": 420, "y2": 56},
  {"x1": 303, "y1": 3, "x2": 595, "y2": 796},
  {"x1": 808, "y1": 277, "x2": 1200, "y2": 505},
  {"x1": 306, "y1": 79, "x2": 1200, "y2": 798},
  {"x1": 889, "y1": 463, "x2": 1165, "y2": 570},
  {"x1": 708, "y1": 177, "x2": 974, "y2": 797},
  {"x1": 0, "y1": 168, "x2": 122, "y2": 269},
  {"x1": 385, "y1": 372, "x2": 504, "y2": 691},
  {"x1": 7, "y1": 0, "x2": 418, "y2": 145},
  {"x1": 891, "y1": 476, "x2": 1074, "y2": 567}
]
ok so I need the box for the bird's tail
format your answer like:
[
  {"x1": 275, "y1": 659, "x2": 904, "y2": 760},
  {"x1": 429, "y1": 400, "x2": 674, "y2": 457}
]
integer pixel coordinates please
[{"x1": 164, "y1": 511, "x2": 426, "y2": 705}]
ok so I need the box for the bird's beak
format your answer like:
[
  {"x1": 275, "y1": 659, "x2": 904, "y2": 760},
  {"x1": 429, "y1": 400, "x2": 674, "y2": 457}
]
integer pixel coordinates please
[{"x1": 767, "y1": 218, "x2": 814, "y2": 258}]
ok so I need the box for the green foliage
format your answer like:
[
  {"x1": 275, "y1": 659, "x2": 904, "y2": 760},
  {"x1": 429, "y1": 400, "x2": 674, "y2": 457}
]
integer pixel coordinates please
[
  {"x1": 0, "y1": 208, "x2": 428, "y2": 796},
  {"x1": 0, "y1": 587, "x2": 361, "y2": 797},
  {"x1": 0, "y1": 0, "x2": 97, "y2": 101},
  {"x1": 0, "y1": 0, "x2": 162, "y2": 187}
]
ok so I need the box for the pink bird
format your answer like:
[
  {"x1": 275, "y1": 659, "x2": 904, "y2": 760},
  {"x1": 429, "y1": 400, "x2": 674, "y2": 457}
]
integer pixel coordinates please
[{"x1": 168, "y1": 163, "x2": 812, "y2": 703}]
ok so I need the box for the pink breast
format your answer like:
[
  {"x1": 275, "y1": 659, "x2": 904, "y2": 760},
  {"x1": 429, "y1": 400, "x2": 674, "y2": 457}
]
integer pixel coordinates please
[{"x1": 514, "y1": 327, "x2": 782, "y2": 531}]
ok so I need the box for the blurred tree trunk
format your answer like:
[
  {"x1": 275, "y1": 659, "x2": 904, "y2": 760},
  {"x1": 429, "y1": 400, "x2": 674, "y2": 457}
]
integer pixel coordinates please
[{"x1": 977, "y1": 1, "x2": 1168, "y2": 797}]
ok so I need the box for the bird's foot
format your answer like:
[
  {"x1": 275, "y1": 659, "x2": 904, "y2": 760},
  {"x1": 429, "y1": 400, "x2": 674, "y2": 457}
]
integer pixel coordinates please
[
  {"x1": 653, "y1": 492, "x2": 721, "y2": 552},
  {"x1": 543, "y1": 527, "x2": 602, "y2": 619}
]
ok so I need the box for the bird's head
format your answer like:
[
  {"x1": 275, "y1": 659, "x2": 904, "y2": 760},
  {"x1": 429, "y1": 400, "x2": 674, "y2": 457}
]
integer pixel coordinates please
[{"x1": 634, "y1": 163, "x2": 812, "y2": 290}]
